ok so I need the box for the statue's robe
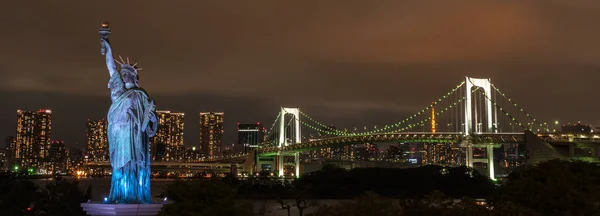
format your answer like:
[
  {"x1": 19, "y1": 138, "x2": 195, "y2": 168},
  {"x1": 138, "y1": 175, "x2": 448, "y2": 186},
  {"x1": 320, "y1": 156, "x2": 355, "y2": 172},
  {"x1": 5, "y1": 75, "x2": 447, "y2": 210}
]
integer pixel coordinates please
[{"x1": 107, "y1": 72, "x2": 155, "y2": 204}]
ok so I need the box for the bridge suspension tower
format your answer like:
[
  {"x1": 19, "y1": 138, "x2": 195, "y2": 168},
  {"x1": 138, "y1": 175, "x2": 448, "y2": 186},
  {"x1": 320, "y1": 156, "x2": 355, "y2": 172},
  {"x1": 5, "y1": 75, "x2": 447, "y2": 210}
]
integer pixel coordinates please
[{"x1": 464, "y1": 76, "x2": 497, "y2": 179}]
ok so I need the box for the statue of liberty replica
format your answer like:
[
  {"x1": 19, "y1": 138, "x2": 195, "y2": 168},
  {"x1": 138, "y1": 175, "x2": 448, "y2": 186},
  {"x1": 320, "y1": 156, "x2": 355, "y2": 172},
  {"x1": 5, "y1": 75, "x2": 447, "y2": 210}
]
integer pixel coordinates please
[
  {"x1": 82, "y1": 21, "x2": 162, "y2": 216},
  {"x1": 100, "y1": 21, "x2": 158, "y2": 204}
]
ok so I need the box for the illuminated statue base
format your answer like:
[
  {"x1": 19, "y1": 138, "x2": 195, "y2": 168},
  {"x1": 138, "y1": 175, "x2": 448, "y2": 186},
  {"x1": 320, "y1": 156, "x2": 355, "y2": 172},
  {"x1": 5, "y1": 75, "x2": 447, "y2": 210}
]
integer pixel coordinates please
[{"x1": 81, "y1": 203, "x2": 163, "y2": 216}]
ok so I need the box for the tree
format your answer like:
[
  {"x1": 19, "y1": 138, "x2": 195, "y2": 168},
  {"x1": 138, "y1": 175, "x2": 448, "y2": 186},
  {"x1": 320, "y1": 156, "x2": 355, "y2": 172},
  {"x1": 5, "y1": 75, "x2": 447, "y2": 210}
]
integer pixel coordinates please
[
  {"x1": 385, "y1": 144, "x2": 409, "y2": 161},
  {"x1": 308, "y1": 192, "x2": 405, "y2": 216},
  {"x1": 0, "y1": 174, "x2": 37, "y2": 215},
  {"x1": 490, "y1": 201, "x2": 541, "y2": 216},
  {"x1": 34, "y1": 179, "x2": 92, "y2": 216},
  {"x1": 159, "y1": 179, "x2": 253, "y2": 216},
  {"x1": 275, "y1": 197, "x2": 292, "y2": 216},
  {"x1": 499, "y1": 159, "x2": 600, "y2": 216}
]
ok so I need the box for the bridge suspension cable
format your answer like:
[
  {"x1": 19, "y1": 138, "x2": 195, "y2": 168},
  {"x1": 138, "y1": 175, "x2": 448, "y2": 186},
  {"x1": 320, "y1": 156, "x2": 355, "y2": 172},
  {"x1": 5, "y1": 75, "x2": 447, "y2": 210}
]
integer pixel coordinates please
[
  {"x1": 388, "y1": 93, "x2": 468, "y2": 133},
  {"x1": 387, "y1": 85, "x2": 478, "y2": 133},
  {"x1": 291, "y1": 83, "x2": 534, "y2": 142},
  {"x1": 491, "y1": 84, "x2": 549, "y2": 132},
  {"x1": 299, "y1": 85, "x2": 473, "y2": 136},
  {"x1": 299, "y1": 81, "x2": 466, "y2": 136},
  {"x1": 464, "y1": 81, "x2": 528, "y2": 132},
  {"x1": 262, "y1": 112, "x2": 282, "y2": 146},
  {"x1": 299, "y1": 111, "x2": 353, "y2": 136}
]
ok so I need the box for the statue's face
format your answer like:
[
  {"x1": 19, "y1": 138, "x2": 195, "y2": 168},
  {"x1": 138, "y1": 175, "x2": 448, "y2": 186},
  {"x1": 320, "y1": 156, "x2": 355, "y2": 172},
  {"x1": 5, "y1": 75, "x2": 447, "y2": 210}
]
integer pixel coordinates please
[{"x1": 120, "y1": 67, "x2": 139, "y2": 89}]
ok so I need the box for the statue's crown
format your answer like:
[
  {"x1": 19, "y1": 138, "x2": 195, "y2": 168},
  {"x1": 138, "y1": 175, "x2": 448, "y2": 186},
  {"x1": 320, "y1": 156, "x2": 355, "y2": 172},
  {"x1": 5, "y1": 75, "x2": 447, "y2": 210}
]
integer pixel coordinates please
[{"x1": 115, "y1": 55, "x2": 143, "y2": 74}]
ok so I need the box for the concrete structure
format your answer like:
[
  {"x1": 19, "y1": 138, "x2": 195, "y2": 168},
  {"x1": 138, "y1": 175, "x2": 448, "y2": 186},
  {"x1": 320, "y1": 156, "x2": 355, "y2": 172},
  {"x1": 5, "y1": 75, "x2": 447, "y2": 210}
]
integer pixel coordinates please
[{"x1": 81, "y1": 203, "x2": 163, "y2": 216}]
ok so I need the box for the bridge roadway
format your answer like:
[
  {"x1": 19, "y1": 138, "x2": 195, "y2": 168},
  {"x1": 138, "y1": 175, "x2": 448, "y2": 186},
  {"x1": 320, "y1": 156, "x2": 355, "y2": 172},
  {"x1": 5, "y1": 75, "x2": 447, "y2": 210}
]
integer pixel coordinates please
[
  {"x1": 259, "y1": 132, "x2": 526, "y2": 156},
  {"x1": 248, "y1": 132, "x2": 600, "y2": 157},
  {"x1": 82, "y1": 132, "x2": 600, "y2": 164}
]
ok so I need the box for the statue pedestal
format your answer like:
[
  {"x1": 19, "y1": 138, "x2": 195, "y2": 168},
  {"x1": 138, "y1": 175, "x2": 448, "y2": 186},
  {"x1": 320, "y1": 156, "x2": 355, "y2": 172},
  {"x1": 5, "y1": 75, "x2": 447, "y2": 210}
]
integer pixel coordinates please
[{"x1": 81, "y1": 203, "x2": 163, "y2": 216}]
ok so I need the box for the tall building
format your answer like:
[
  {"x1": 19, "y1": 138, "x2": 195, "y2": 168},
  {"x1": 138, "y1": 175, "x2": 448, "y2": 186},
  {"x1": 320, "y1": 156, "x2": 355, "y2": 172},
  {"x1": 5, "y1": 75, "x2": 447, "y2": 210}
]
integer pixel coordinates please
[
  {"x1": 49, "y1": 141, "x2": 66, "y2": 174},
  {"x1": 424, "y1": 143, "x2": 460, "y2": 166},
  {"x1": 4, "y1": 136, "x2": 15, "y2": 167},
  {"x1": 15, "y1": 109, "x2": 52, "y2": 172},
  {"x1": 315, "y1": 125, "x2": 353, "y2": 160},
  {"x1": 152, "y1": 111, "x2": 185, "y2": 161},
  {"x1": 67, "y1": 148, "x2": 84, "y2": 174},
  {"x1": 184, "y1": 146, "x2": 203, "y2": 162},
  {"x1": 356, "y1": 143, "x2": 378, "y2": 161},
  {"x1": 86, "y1": 119, "x2": 108, "y2": 162},
  {"x1": 222, "y1": 144, "x2": 236, "y2": 156},
  {"x1": 562, "y1": 122, "x2": 592, "y2": 134},
  {"x1": 199, "y1": 112, "x2": 224, "y2": 157},
  {"x1": 0, "y1": 148, "x2": 7, "y2": 171},
  {"x1": 237, "y1": 123, "x2": 265, "y2": 154}
]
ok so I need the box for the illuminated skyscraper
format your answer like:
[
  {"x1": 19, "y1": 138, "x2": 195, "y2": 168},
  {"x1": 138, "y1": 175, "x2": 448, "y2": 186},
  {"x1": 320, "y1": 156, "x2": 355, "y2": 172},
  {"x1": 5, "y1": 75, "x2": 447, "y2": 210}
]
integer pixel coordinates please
[
  {"x1": 424, "y1": 143, "x2": 460, "y2": 166},
  {"x1": 152, "y1": 111, "x2": 185, "y2": 161},
  {"x1": 15, "y1": 109, "x2": 52, "y2": 171},
  {"x1": 0, "y1": 149, "x2": 6, "y2": 171},
  {"x1": 49, "y1": 141, "x2": 66, "y2": 174},
  {"x1": 315, "y1": 125, "x2": 353, "y2": 160},
  {"x1": 356, "y1": 143, "x2": 378, "y2": 161},
  {"x1": 199, "y1": 112, "x2": 224, "y2": 157},
  {"x1": 184, "y1": 146, "x2": 203, "y2": 162},
  {"x1": 85, "y1": 119, "x2": 108, "y2": 162},
  {"x1": 67, "y1": 147, "x2": 84, "y2": 174},
  {"x1": 237, "y1": 123, "x2": 264, "y2": 154},
  {"x1": 4, "y1": 136, "x2": 15, "y2": 167}
]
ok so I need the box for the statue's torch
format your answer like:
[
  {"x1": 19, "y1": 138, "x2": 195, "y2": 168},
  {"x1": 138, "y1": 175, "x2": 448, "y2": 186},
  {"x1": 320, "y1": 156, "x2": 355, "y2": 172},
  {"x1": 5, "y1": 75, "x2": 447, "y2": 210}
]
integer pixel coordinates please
[{"x1": 99, "y1": 21, "x2": 111, "y2": 55}]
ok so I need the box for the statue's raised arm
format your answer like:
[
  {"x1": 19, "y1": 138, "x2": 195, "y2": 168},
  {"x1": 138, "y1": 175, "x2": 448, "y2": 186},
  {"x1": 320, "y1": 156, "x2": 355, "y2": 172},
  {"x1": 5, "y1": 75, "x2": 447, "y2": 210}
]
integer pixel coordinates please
[{"x1": 99, "y1": 21, "x2": 117, "y2": 77}]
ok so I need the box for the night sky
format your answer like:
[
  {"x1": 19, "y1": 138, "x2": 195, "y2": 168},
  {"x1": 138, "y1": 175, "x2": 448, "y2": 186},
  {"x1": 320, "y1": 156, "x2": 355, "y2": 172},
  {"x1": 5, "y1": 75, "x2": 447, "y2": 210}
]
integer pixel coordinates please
[{"x1": 1, "y1": 1, "x2": 600, "y2": 149}]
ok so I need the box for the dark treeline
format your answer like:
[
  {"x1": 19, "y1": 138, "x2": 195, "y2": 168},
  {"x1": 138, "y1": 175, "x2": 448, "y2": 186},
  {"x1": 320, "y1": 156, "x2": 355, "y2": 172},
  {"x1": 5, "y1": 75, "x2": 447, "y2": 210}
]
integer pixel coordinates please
[
  {"x1": 296, "y1": 165, "x2": 495, "y2": 199},
  {"x1": 192, "y1": 160, "x2": 600, "y2": 216},
  {"x1": 236, "y1": 165, "x2": 495, "y2": 199},
  {"x1": 1, "y1": 159, "x2": 600, "y2": 216},
  {"x1": 0, "y1": 174, "x2": 92, "y2": 216}
]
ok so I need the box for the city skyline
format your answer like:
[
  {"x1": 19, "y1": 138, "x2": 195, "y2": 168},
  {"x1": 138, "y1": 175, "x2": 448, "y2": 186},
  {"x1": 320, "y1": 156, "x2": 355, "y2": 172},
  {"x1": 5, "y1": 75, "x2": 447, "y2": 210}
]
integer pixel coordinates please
[{"x1": 2, "y1": 1, "x2": 600, "y2": 148}]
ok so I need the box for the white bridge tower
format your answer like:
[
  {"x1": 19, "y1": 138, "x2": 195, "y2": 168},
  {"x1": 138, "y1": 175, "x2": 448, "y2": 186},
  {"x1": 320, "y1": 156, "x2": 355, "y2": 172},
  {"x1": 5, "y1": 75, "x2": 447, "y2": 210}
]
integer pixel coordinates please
[
  {"x1": 276, "y1": 107, "x2": 301, "y2": 177},
  {"x1": 463, "y1": 77, "x2": 497, "y2": 179}
]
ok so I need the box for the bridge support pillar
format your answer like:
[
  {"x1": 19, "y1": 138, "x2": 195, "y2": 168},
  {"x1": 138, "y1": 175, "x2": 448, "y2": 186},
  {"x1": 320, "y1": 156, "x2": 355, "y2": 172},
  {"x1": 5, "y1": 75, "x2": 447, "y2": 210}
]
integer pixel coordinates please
[
  {"x1": 294, "y1": 152, "x2": 300, "y2": 178},
  {"x1": 276, "y1": 153, "x2": 284, "y2": 177},
  {"x1": 486, "y1": 145, "x2": 495, "y2": 180},
  {"x1": 462, "y1": 139, "x2": 495, "y2": 180},
  {"x1": 466, "y1": 144, "x2": 474, "y2": 167}
]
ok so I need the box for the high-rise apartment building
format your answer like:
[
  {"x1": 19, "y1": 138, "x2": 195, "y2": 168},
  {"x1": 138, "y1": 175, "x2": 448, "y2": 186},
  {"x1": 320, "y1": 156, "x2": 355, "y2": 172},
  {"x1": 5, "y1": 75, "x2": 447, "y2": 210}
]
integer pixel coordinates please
[
  {"x1": 315, "y1": 125, "x2": 354, "y2": 160},
  {"x1": 199, "y1": 112, "x2": 224, "y2": 157},
  {"x1": 424, "y1": 143, "x2": 460, "y2": 166},
  {"x1": 356, "y1": 143, "x2": 378, "y2": 161},
  {"x1": 86, "y1": 119, "x2": 108, "y2": 162},
  {"x1": 0, "y1": 148, "x2": 7, "y2": 171},
  {"x1": 184, "y1": 146, "x2": 203, "y2": 162},
  {"x1": 15, "y1": 109, "x2": 52, "y2": 171},
  {"x1": 49, "y1": 141, "x2": 66, "y2": 174},
  {"x1": 152, "y1": 111, "x2": 185, "y2": 161},
  {"x1": 67, "y1": 148, "x2": 84, "y2": 174},
  {"x1": 5, "y1": 136, "x2": 15, "y2": 167},
  {"x1": 237, "y1": 123, "x2": 264, "y2": 154}
]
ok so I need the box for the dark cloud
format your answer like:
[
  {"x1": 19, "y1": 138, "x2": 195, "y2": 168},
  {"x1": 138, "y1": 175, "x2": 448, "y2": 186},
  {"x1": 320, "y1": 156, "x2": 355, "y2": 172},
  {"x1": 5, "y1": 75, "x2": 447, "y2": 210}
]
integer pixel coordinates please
[{"x1": 1, "y1": 1, "x2": 599, "y2": 148}]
